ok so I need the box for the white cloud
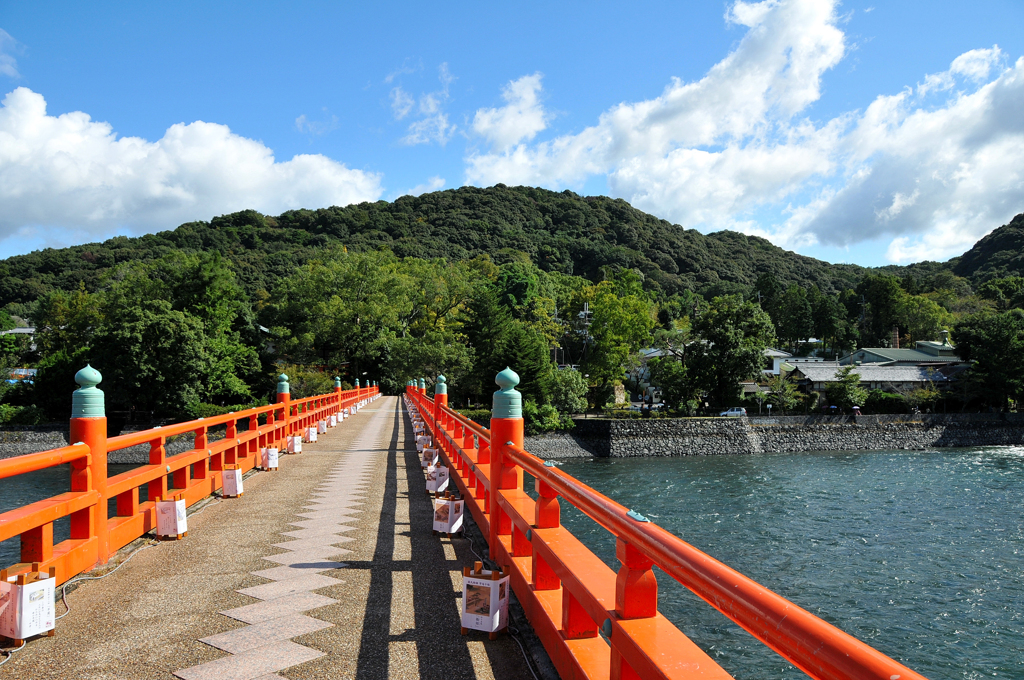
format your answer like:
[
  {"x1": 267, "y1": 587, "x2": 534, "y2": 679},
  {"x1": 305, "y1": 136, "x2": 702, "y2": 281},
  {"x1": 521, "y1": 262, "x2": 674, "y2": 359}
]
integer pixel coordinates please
[
  {"x1": 398, "y1": 63, "x2": 456, "y2": 146},
  {"x1": 800, "y1": 52, "x2": 1024, "y2": 261},
  {"x1": 0, "y1": 87, "x2": 384, "y2": 245},
  {"x1": 390, "y1": 86, "x2": 414, "y2": 120},
  {"x1": 384, "y1": 58, "x2": 422, "y2": 84},
  {"x1": 0, "y1": 29, "x2": 20, "y2": 79},
  {"x1": 401, "y1": 175, "x2": 446, "y2": 198},
  {"x1": 472, "y1": 73, "x2": 548, "y2": 151},
  {"x1": 295, "y1": 110, "x2": 339, "y2": 136},
  {"x1": 464, "y1": 0, "x2": 1024, "y2": 263}
]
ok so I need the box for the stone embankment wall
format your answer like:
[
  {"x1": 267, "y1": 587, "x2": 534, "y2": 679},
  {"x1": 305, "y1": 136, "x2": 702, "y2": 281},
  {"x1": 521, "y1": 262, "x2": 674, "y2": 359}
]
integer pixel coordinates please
[
  {"x1": 558, "y1": 413, "x2": 1024, "y2": 458},
  {"x1": 0, "y1": 427, "x2": 228, "y2": 464}
]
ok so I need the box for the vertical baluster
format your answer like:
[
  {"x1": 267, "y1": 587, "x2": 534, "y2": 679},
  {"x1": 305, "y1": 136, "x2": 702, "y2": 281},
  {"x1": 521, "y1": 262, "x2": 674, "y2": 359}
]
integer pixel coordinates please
[
  {"x1": 148, "y1": 437, "x2": 167, "y2": 502},
  {"x1": 610, "y1": 538, "x2": 658, "y2": 680}
]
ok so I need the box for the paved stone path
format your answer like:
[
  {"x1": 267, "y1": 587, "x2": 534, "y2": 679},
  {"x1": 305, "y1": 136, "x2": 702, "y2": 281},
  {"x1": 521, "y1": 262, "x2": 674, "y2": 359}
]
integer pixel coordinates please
[{"x1": 1, "y1": 396, "x2": 532, "y2": 679}]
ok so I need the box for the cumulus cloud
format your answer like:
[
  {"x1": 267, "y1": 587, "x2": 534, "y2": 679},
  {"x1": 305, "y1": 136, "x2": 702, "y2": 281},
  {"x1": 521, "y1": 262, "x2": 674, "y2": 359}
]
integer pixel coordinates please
[
  {"x1": 0, "y1": 29, "x2": 20, "y2": 79},
  {"x1": 472, "y1": 73, "x2": 548, "y2": 151},
  {"x1": 464, "y1": 0, "x2": 1024, "y2": 263},
  {"x1": 800, "y1": 51, "x2": 1024, "y2": 261},
  {"x1": 467, "y1": 0, "x2": 845, "y2": 210},
  {"x1": 0, "y1": 87, "x2": 383, "y2": 244}
]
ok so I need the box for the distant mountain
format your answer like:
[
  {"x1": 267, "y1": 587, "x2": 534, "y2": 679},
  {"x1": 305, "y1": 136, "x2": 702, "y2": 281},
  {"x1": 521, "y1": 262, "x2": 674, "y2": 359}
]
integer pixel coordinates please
[
  {"x1": 950, "y1": 212, "x2": 1024, "y2": 283},
  {"x1": 0, "y1": 185, "x2": 1018, "y2": 308}
]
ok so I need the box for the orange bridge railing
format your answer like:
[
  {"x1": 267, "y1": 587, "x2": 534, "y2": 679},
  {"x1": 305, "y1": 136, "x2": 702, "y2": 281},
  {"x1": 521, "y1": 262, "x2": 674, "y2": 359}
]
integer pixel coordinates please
[
  {"x1": 405, "y1": 378, "x2": 927, "y2": 680},
  {"x1": 0, "y1": 370, "x2": 379, "y2": 586}
]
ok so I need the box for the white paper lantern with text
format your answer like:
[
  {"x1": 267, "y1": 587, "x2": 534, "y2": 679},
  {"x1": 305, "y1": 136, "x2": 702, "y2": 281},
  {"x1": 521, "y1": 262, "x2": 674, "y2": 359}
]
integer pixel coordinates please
[
  {"x1": 425, "y1": 463, "x2": 449, "y2": 494},
  {"x1": 318, "y1": 419, "x2": 327, "y2": 434},
  {"x1": 304, "y1": 427, "x2": 318, "y2": 443},
  {"x1": 261, "y1": 447, "x2": 279, "y2": 470},
  {"x1": 0, "y1": 569, "x2": 56, "y2": 641},
  {"x1": 432, "y1": 494, "x2": 464, "y2": 534},
  {"x1": 461, "y1": 564, "x2": 509, "y2": 635},
  {"x1": 156, "y1": 496, "x2": 188, "y2": 539},
  {"x1": 222, "y1": 465, "x2": 243, "y2": 498},
  {"x1": 287, "y1": 436, "x2": 302, "y2": 454}
]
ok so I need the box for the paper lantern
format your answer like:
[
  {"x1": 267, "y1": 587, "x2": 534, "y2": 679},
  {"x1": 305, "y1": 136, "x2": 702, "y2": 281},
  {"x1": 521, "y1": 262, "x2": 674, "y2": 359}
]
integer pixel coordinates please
[
  {"x1": 287, "y1": 436, "x2": 302, "y2": 454},
  {"x1": 318, "y1": 419, "x2": 327, "y2": 434},
  {"x1": 222, "y1": 465, "x2": 243, "y2": 498},
  {"x1": 304, "y1": 427, "x2": 318, "y2": 443},
  {"x1": 460, "y1": 562, "x2": 509, "y2": 637},
  {"x1": 156, "y1": 494, "x2": 188, "y2": 540},
  {"x1": 261, "y1": 447, "x2": 279, "y2": 471},
  {"x1": 432, "y1": 492, "x2": 463, "y2": 535},
  {"x1": 425, "y1": 463, "x2": 449, "y2": 494},
  {"x1": 0, "y1": 566, "x2": 56, "y2": 643}
]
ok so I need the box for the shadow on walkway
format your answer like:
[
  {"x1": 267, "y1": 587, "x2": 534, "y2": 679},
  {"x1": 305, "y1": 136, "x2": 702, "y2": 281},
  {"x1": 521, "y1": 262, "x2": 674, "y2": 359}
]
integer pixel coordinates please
[{"x1": 350, "y1": 401, "x2": 532, "y2": 680}]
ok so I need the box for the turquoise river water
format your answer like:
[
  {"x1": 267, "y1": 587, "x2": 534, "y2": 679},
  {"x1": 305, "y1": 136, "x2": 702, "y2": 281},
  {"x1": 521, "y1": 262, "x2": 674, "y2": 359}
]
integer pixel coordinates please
[{"x1": 553, "y1": 448, "x2": 1024, "y2": 679}]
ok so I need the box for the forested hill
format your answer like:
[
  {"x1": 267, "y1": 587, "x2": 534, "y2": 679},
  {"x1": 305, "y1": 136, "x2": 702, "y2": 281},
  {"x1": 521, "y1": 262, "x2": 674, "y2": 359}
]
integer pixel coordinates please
[{"x1": 0, "y1": 184, "x2": 1019, "y2": 308}]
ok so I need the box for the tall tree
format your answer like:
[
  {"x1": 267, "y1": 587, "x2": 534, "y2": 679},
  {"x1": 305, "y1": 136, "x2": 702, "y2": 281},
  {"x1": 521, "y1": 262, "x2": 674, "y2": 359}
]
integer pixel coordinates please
[{"x1": 689, "y1": 295, "x2": 776, "y2": 407}]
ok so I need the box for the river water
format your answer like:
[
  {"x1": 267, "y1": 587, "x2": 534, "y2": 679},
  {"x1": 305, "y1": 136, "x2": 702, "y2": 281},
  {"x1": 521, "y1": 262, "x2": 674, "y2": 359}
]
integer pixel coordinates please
[
  {"x1": 3, "y1": 449, "x2": 1021, "y2": 678},
  {"x1": 554, "y1": 448, "x2": 1024, "y2": 680}
]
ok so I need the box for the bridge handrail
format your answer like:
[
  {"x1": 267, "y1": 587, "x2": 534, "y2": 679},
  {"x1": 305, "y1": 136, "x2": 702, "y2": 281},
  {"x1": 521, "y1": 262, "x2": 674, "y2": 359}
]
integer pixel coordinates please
[
  {"x1": 0, "y1": 442, "x2": 91, "y2": 479},
  {"x1": 504, "y1": 442, "x2": 926, "y2": 680},
  {"x1": 1, "y1": 383, "x2": 377, "y2": 585},
  {"x1": 437, "y1": 403, "x2": 491, "y2": 439},
  {"x1": 404, "y1": 385, "x2": 927, "y2": 680}
]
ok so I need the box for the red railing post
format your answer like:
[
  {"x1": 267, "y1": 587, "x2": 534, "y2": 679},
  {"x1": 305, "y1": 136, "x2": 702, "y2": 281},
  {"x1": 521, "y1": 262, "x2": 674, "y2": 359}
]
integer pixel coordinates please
[
  {"x1": 334, "y1": 376, "x2": 342, "y2": 417},
  {"x1": 277, "y1": 373, "x2": 290, "y2": 442},
  {"x1": 489, "y1": 367, "x2": 523, "y2": 557},
  {"x1": 69, "y1": 365, "x2": 109, "y2": 565},
  {"x1": 434, "y1": 375, "x2": 447, "y2": 425}
]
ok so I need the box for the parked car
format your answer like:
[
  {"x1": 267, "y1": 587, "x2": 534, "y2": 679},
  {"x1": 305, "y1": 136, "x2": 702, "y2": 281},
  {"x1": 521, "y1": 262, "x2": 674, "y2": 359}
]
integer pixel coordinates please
[{"x1": 719, "y1": 407, "x2": 747, "y2": 417}]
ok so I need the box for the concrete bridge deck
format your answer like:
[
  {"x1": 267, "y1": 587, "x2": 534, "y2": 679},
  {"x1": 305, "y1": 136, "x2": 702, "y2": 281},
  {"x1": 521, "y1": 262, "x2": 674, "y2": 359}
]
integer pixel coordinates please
[{"x1": 1, "y1": 396, "x2": 532, "y2": 680}]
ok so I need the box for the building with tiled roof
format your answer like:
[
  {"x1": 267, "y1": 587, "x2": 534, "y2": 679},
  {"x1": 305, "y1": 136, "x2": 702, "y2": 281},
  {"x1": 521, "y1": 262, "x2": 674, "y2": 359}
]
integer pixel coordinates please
[
  {"x1": 791, "y1": 364, "x2": 949, "y2": 393},
  {"x1": 839, "y1": 331, "x2": 964, "y2": 367}
]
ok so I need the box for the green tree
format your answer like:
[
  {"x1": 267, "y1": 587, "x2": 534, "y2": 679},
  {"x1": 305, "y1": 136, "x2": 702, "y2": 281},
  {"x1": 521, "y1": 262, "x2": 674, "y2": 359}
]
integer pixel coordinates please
[
  {"x1": 778, "y1": 286, "x2": 813, "y2": 351},
  {"x1": 953, "y1": 310, "x2": 1024, "y2": 408},
  {"x1": 579, "y1": 281, "x2": 655, "y2": 407},
  {"x1": 766, "y1": 374, "x2": 800, "y2": 414},
  {"x1": 549, "y1": 368, "x2": 588, "y2": 414},
  {"x1": 689, "y1": 295, "x2": 776, "y2": 407},
  {"x1": 825, "y1": 365, "x2": 867, "y2": 411},
  {"x1": 91, "y1": 299, "x2": 213, "y2": 416},
  {"x1": 648, "y1": 356, "x2": 699, "y2": 413}
]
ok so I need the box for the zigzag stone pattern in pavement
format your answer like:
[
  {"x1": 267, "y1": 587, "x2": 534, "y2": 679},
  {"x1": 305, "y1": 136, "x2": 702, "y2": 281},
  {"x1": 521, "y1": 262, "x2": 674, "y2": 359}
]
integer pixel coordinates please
[{"x1": 174, "y1": 402, "x2": 385, "y2": 680}]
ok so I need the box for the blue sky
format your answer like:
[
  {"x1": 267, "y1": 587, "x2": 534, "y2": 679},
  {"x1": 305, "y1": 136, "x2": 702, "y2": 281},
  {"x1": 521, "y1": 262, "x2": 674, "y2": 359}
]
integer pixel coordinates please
[{"x1": 1, "y1": 0, "x2": 1023, "y2": 266}]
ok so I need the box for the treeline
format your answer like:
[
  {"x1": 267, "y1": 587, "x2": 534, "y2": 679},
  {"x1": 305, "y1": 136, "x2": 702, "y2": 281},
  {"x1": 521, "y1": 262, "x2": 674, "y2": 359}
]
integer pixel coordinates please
[
  {"x1": 2, "y1": 189, "x2": 1024, "y2": 426},
  {"x1": 3, "y1": 242, "x2": 1024, "y2": 427}
]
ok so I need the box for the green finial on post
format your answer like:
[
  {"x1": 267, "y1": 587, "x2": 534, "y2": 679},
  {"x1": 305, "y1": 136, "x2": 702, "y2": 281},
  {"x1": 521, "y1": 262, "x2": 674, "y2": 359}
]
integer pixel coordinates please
[
  {"x1": 72, "y1": 365, "x2": 105, "y2": 418},
  {"x1": 435, "y1": 374, "x2": 447, "y2": 395},
  {"x1": 334, "y1": 376, "x2": 342, "y2": 388},
  {"x1": 355, "y1": 378, "x2": 360, "y2": 388},
  {"x1": 492, "y1": 367, "x2": 522, "y2": 418},
  {"x1": 277, "y1": 373, "x2": 290, "y2": 394}
]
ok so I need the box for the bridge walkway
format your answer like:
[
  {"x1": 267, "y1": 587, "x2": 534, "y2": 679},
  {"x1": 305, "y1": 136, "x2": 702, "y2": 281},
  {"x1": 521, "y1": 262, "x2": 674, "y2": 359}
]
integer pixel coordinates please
[{"x1": 1, "y1": 396, "x2": 531, "y2": 680}]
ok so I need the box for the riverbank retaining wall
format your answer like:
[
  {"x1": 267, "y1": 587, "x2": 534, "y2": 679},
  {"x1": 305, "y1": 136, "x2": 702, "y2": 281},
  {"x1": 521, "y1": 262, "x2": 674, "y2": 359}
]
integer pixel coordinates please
[
  {"x1": 5, "y1": 414, "x2": 1024, "y2": 462},
  {"x1": 523, "y1": 413, "x2": 1024, "y2": 458}
]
